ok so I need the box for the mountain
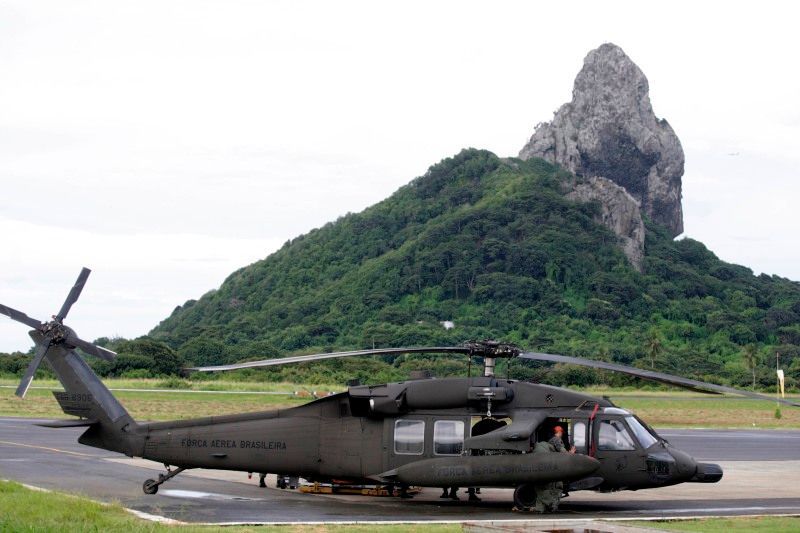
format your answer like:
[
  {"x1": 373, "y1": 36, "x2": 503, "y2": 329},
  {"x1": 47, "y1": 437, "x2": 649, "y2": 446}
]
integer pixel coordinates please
[
  {"x1": 521, "y1": 43, "x2": 685, "y2": 270},
  {"x1": 521, "y1": 43, "x2": 684, "y2": 239},
  {"x1": 146, "y1": 43, "x2": 799, "y2": 389},
  {"x1": 149, "y1": 149, "x2": 800, "y2": 388}
]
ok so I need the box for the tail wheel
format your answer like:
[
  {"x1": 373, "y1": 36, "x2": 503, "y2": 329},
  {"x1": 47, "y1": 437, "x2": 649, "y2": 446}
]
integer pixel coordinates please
[
  {"x1": 143, "y1": 479, "x2": 159, "y2": 495},
  {"x1": 513, "y1": 483, "x2": 537, "y2": 509}
]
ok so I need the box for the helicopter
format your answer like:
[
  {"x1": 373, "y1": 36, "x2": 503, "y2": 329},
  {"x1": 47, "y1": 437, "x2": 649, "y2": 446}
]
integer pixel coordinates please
[{"x1": 2, "y1": 268, "x2": 798, "y2": 511}]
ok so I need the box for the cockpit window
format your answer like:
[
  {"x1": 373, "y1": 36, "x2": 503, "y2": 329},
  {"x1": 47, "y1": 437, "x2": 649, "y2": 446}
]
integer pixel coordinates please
[
  {"x1": 598, "y1": 419, "x2": 636, "y2": 451},
  {"x1": 626, "y1": 416, "x2": 658, "y2": 449}
]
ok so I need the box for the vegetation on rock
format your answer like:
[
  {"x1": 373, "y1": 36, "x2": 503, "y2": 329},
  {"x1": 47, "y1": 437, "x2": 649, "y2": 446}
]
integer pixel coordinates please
[{"x1": 2, "y1": 149, "x2": 798, "y2": 390}]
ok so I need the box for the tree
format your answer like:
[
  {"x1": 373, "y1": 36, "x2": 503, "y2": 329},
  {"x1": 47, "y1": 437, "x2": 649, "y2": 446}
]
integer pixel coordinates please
[
  {"x1": 645, "y1": 329, "x2": 663, "y2": 370},
  {"x1": 115, "y1": 338, "x2": 184, "y2": 376},
  {"x1": 177, "y1": 338, "x2": 229, "y2": 367},
  {"x1": 741, "y1": 344, "x2": 761, "y2": 390}
]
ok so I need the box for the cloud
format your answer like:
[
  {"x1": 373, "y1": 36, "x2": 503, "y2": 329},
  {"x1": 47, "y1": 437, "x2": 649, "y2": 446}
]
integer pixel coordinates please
[
  {"x1": 0, "y1": 218, "x2": 281, "y2": 351},
  {"x1": 2, "y1": 0, "x2": 800, "y2": 351}
]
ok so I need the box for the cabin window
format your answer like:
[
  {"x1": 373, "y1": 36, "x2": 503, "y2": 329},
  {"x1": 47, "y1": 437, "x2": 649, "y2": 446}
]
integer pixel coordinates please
[
  {"x1": 434, "y1": 420, "x2": 464, "y2": 455},
  {"x1": 598, "y1": 419, "x2": 636, "y2": 451},
  {"x1": 394, "y1": 419, "x2": 425, "y2": 455},
  {"x1": 572, "y1": 420, "x2": 587, "y2": 454}
]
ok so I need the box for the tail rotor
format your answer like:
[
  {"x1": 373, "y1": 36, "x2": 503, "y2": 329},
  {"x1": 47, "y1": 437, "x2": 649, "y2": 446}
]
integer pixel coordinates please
[
  {"x1": 0, "y1": 267, "x2": 117, "y2": 398},
  {"x1": 55, "y1": 266, "x2": 91, "y2": 323},
  {"x1": 15, "y1": 341, "x2": 51, "y2": 398}
]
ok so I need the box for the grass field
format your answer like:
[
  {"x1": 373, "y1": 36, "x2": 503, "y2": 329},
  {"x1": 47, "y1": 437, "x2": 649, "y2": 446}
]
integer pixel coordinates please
[
  {"x1": 581, "y1": 388, "x2": 800, "y2": 429},
  {"x1": 0, "y1": 378, "x2": 335, "y2": 421},
  {"x1": 635, "y1": 517, "x2": 800, "y2": 532},
  {"x1": 2, "y1": 480, "x2": 799, "y2": 532},
  {"x1": 1, "y1": 378, "x2": 798, "y2": 427},
  {"x1": 0, "y1": 480, "x2": 459, "y2": 532}
]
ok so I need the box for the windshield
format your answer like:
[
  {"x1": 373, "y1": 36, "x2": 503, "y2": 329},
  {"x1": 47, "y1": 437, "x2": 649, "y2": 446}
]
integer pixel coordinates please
[
  {"x1": 597, "y1": 419, "x2": 636, "y2": 450},
  {"x1": 626, "y1": 416, "x2": 658, "y2": 448}
]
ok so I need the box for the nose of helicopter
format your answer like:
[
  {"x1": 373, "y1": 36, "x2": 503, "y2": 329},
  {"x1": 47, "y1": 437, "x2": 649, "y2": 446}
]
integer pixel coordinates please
[
  {"x1": 690, "y1": 461, "x2": 724, "y2": 483},
  {"x1": 667, "y1": 446, "x2": 723, "y2": 483}
]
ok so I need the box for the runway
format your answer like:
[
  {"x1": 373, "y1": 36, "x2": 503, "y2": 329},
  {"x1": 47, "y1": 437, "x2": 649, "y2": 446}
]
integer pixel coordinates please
[{"x1": 1, "y1": 417, "x2": 799, "y2": 524}]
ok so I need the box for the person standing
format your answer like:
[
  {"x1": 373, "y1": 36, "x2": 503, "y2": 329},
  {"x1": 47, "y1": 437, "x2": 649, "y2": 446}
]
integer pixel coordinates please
[
  {"x1": 531, "y1": 425, "x2": 575, "y2": 513},
  {"x1": 548, "y1": 425, "x2": 576, "y2": 454}
]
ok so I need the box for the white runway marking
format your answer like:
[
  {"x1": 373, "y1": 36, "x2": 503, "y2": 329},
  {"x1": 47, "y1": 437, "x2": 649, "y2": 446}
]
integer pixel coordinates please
[
  {"x1": 663, "y1": 506, "x2": 800, "y2": 513},
  {"x1": 125, "y1": 508, "x2": 186, "y2": 525},
  {"x1": 0, "y1": 439, "x2": 97, "y2": 457},
  {"x1": 160, "y1": 489, "x2": 263, "y2": 501}
]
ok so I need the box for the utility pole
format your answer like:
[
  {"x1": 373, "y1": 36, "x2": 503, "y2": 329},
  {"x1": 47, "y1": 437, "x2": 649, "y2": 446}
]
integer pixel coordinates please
[
  {"x1": 776, "y1": 351, "x2": 779, "y2": 405},
  {"x1": 777, "y1": 352, "x2": 780, "y2": 393}
]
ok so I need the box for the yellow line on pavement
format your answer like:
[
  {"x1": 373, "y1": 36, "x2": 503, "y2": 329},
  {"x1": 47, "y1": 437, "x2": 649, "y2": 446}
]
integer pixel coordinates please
[{"x1": 0, "y1": 440, "x2": 96, "y2": 457}]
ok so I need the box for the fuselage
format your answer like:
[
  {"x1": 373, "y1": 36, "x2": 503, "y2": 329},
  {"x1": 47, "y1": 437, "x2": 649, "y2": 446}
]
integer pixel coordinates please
[{"x1": 126, "y1": 376, "x2": 721, "y2": 491}]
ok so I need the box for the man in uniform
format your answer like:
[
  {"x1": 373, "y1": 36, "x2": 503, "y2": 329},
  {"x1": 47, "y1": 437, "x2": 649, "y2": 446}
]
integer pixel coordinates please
[
  {"x1": 530, "y1": 425, "x2": 575, "y2": 513},
  {"x1": 549, "y1": 425, "x2": 576, "y2": 454}
]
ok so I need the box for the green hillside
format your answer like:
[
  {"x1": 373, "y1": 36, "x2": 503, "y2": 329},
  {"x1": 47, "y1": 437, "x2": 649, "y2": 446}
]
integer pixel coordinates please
[{"x1": 145, "y1": 149, "x2": 800, "y2": 388}]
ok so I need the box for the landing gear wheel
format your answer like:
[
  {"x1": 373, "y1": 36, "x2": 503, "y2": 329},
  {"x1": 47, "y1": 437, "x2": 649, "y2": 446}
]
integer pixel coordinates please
[
  {"x1": 513, "y1": 483, "x2": 537, "y2": 510},
  {"x1": 142, "y1": 466, "x2": 188, "y2": 495},
  {"x1": 143, "y1": 479, "x2": 159, "y2": 495}
]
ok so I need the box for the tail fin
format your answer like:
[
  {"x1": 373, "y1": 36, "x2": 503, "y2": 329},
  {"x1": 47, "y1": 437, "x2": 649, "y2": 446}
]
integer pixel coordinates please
[{"x1": 35, "y1": 331, "x2": 141, "y2": 455}]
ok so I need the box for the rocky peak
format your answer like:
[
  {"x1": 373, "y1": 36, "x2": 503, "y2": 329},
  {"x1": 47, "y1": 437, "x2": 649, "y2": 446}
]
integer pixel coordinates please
[
  {"x1": 519, "y1": 43, "x2": 685, "y2": 269},
  {"x1": 566, "y1": 176, "x2": 645, "y2": 270}
]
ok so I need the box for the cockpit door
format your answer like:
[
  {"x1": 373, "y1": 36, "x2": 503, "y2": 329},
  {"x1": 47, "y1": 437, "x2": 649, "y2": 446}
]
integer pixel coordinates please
[{"x1": 592, "y1": 416, "x2": 648, "y2": 487}]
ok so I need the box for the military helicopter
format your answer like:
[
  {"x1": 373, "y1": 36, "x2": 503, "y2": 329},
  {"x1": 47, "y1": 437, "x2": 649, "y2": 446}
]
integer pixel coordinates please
[{"x1": 3, "y1": 268, "x2": 798, "y2": 510}]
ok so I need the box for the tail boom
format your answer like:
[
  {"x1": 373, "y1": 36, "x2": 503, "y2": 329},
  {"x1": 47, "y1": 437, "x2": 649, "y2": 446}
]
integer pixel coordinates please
[{"x1": 41, "y1": 339, "x2": 141, "y2": 456}]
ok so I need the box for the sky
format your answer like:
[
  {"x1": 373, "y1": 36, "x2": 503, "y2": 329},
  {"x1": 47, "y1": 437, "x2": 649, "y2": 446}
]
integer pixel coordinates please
[{"x1": 1, "y1": 1, "x2": 799, "y2": 353}]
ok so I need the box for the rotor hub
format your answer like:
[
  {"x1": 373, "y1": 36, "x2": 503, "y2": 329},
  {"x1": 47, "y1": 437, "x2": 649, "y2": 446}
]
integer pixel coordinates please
[
  {"x1": 462, "y1": 340, "x2": 520, "y2": 378},
  {"x1": 42, "y1": 321, "x2": 72, "y2": 345},
  {"x1": 462, "y1": 340, "x2": 520, "y2": 359}
]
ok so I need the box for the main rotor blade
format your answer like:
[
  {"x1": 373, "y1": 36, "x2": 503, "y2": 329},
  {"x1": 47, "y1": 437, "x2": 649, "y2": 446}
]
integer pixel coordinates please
[
  {"x1": 189, "y1": 346, "x2": 469, "y2": 372},
  {"x1": 0, "y1": 303, "x2": 43, "y2": 330},
  {"x1": 70, "y1": 336, "x2": 117, "y2": 361},
  {"x1": 519, "y1": 351, "x2": 800, "y2": 408},
  {"x1": 55, "y1": 267, "x2": 91, "y2": 322},
  {"x1": 15, "y1": 342, "x2": 50, "y2": 398}
]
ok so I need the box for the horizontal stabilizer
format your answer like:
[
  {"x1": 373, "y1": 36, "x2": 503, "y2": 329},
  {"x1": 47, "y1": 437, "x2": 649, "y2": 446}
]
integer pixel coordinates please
[
  {"x1": 35, "y1": 418, "x2": 99, "y2": 428},
  {"x1": 52, "y1": 390, "x2": 95, "y2": 418}
]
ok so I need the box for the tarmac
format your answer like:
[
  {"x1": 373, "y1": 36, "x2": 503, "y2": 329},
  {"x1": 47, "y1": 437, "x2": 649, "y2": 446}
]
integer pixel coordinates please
[{"x1": 2, "y1": 417, "x2": 800, "y2": 526}]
